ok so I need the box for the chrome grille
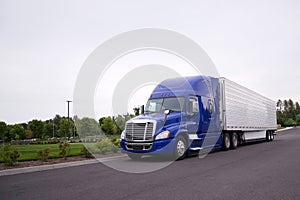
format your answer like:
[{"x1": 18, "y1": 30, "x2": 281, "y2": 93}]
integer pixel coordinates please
[{"x1": 125, "y1": 122, "x2": 154, "y2": 141}]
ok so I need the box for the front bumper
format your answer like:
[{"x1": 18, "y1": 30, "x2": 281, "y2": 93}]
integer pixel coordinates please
[{"x1": 120, "y1": 138, "x2": 175, "y2": 155}]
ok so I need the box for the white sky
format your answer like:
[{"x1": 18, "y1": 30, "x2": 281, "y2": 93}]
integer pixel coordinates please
[{"x1": 1, "y1": 0, "x2": 300, "y2": 124}]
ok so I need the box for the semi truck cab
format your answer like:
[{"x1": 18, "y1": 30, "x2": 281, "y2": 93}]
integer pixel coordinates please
[{"x1": 120, "y1": 76, "x2": 222, "y2": 160}]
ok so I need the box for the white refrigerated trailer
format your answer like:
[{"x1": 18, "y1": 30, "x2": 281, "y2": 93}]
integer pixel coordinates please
[{"x1": 219, "y1": 77, "x2": 277, "y2": 148}]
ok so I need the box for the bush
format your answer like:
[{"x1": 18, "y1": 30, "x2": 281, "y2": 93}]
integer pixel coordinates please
[
  {"x1": 59, "y1": 141, "x2": 71, "y2": 160},
  {"x1": 284, "y1": 118, "x2": 296, "y2": 127},
  {"x1": 37, "y1": 148, "x2": 50, "y2": 162},
  {"x1": 80, "y1": 146, "x2": 94, "y2": 158},
  {"x1": 95, "y1": 138, "x2": 118, "y2": 154},
  {"x1": 0, "y1": 144, "x2": 20, "y2": 166},
  {"x1": 110, "y1": 137, "x2": 120, "y2": 148}
]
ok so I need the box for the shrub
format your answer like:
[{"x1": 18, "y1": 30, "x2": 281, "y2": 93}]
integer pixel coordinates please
[
  {"x1": 95, "y1": 138, "x2": 118, "y2": 154},
  {"x1": 59, "y1": 141, "x2": 71, "y2": 160},
  {"x1": 37, "y1": 148, "x2": 50, "y2": 162},
  {"x1": 80, "y1": 146, "x2": 94, "y2": 158},
  {"x1": 0, "y1": 144, "x2": 20, "y2": 166},
  {"x1": 110, "y1": 137, "x2": 120, "y2": 148}
]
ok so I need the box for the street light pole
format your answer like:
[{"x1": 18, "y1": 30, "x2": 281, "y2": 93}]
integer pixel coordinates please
[{"x1": 66, "y1": 100, "x2": 72, "y2": 139}]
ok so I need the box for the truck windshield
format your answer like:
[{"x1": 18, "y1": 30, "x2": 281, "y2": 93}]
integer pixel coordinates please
[{"x1": 145, "y1": 97, "x2": 185, "y2": 113}]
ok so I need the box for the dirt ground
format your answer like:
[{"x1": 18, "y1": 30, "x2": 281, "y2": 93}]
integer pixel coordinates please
[{"x1": 0, "y1": 152, "x2": 125, "y2": 170}]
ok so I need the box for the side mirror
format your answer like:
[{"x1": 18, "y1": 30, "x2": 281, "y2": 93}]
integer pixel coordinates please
[
  {"x1": 140, "y1": 105, "x2": 144, "y2": 115},
  {"x1": 187, "y1": 98, "x2": 198, "y2": 117},
  {"x1": 163, "y1": 109, "x2": 170, "y2": 125}
]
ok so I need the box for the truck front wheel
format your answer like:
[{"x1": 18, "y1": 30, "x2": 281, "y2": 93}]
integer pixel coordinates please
[{"x1": 174, "y1": 136, "x2": 187, "y2": 160}]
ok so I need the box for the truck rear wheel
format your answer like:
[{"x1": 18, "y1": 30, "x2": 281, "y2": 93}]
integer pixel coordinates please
[
  {"x1": 266, "y1": 131, "x2": 271, "y2": 142},
  {"x1": 223, "y1": 133, "x2": 230, "y2": 151},
  {"x1": 174, "y1": 136, "x2": 187, "y2": 160},
  {"x1": 230, "y1": 132, "x2": 238, "y2": 149},
  {"x1": 270, "y1": 131, "x2": 274, "y2": 141}
]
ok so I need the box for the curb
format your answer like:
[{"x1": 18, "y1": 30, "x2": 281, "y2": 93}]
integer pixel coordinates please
[
  {"x1": 0, "y1": 155, "x2": 127, "y2": 177},
  {"x1": 276, "y1": 127, "x2": 294, "y2": 132}
]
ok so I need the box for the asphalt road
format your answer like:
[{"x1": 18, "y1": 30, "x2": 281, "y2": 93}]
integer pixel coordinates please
[{"x1": 1, "y1": 127, "x2": 300, "y2": 200}]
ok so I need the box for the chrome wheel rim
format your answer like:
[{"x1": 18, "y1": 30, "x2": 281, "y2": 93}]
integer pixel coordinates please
[
  {"x1": 177, "y1": 140, "x2": 185, "y2": 157},
  {"x1": 232, "y1": 134, "x2": 238, "y2": 147},
  {"x1": 225, "y1": 135, "x2": 230, "y2": 148}
]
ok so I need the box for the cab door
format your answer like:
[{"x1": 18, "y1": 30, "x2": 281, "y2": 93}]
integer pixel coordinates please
[
  {"x1": 200, "y1": 96, "x2": 221, "y2": 148},
  {"x1": 186, "y1": 96, "x2": 200, "y2": 134}
]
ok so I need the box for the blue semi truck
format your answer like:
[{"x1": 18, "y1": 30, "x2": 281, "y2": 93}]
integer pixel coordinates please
[{"x1": 120, "y1": 76, "x2": 277, "y2": 160}]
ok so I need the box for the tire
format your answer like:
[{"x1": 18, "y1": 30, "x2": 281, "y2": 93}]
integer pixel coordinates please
[
  {"x1": 266, "y1": 131, "x2": 271, "y2": 142},
  {"x1": 270, "y1": 132, "x2": 274, "y2": 141},
  {"x1": 127, "y1": 153, "x2": 142, "y2": 160},
  {"x1": 230, "y1": 132, "x2": 238, "y2": 149},
  {"x1": 174, "y1": 136, "x2": 187, "y2": 160},
  {"x1": 223, "y1": 133, "x2": 231, "y2": 151}
]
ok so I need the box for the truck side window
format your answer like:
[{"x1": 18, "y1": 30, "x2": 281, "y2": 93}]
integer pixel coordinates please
[{"x1": 188, "y1": 98, "x2": 198, "y2": 114}]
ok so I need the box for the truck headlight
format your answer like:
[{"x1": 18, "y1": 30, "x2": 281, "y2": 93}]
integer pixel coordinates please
[
  {"x1": 121, "y1": 130, "x2": 126, "y2": 140},
  {"x1": 155, "y1": 131, "x2": 170, "y2": 140}
]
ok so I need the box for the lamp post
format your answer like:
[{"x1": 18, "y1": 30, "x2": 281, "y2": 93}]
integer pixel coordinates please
[{"x1": 66, "y1": 100, "x2": 72, "y2": 139}]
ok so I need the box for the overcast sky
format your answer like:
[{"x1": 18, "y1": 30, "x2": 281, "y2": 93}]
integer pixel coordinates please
[{"x1": 1, "y1": 0, "x2": 300, "y2": 124}]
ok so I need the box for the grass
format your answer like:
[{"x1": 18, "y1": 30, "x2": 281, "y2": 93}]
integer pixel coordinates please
[
  {"x1": 0, "y1": 136, "x2": 121, "y2": 163},
  {"x1": 0, "y1": 143, "x2": 84, "y2": 162}
]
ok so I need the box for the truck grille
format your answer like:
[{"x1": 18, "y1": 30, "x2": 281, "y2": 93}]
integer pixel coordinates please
[{"x1": 125, "y1": 122, "x2": 154, "y2": 141}]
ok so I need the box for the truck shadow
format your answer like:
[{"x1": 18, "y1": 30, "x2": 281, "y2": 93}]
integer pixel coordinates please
[{"x1": 125, "y1": 140, "x2": 277, "y2": 162}]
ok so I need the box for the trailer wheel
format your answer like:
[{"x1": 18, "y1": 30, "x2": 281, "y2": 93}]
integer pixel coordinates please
[
  {"x1": 266, "y1": 131, "x2": 271, "y2": 142},
  {"x1": 230, "y1": 132, "x2": 238, "y2": 149},
  {"x1": 223, "y1": 133, "x2": 231, "y2": 151},
  {"x1": 270, "y1": 132, "x2": 274, "y2": 141},
  {"x1": 174, "y1": 136, "x2": 187, "y2": 160},
  {"x1": 127, "y1": 153, "x2": 142, "y2": 160}
]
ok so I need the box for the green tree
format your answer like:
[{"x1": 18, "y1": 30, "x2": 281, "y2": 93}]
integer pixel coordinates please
[
  {"x1": 276, "y1": 99, "x2": 300, "y2": 127},
  {"x1": 276, "y1": 111, "x2": 286, "y2": 126},
  {"x1": 44, "y1": 120, "x2": 55, "y2": 138},
  {"x1": 19, "y1": 123, "x2": 28, "y2": 130},
  {"x1": 295, "y1": 102, "x2": 300, "y2": 115},
  {"x1": 77, "y1": 117, "x2": 102, "y2": 137},
  {"x1": 0, "y1": 121, "x2": 8, "y2": 141},
  {"x1": 99, "y1": 117, "x2": 105, "y2": 127},
  {"x1": 277, "y1": 99, "x2": 283, "y2": 111},
  {"x1": 8, "y1": 124, "x2": 26, "y2": 140},
  {"x1": 59, "y1": 118, "x2": 74, "y2": 138},
  {"x1": 28, "y1": 120, "x2": 45, "y2": 139},
  {"x1": 53, "y1": 114, "x2": 62, "y2": 131},
  {"x1": 296, "y1": 114, "x2": 300, "y2": 125},
  {"x1": 101, "y1": 117, "x2": 118, "y2": 135},
  {"x1": 133, "y1": 107, "x2": 140, "y2": 116},
  {"x1": 283, "y1": 100, "x2": 289, "y2": 113},
  {"x1": 288, "y1": 99, "x2": 296, "y2": 119},
  {"x1": 284, "y1": 118, "x2": 296, "y2": 127},
  {"x1": 115, "y1": 115, "x2": 126, "y2": 132}
]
